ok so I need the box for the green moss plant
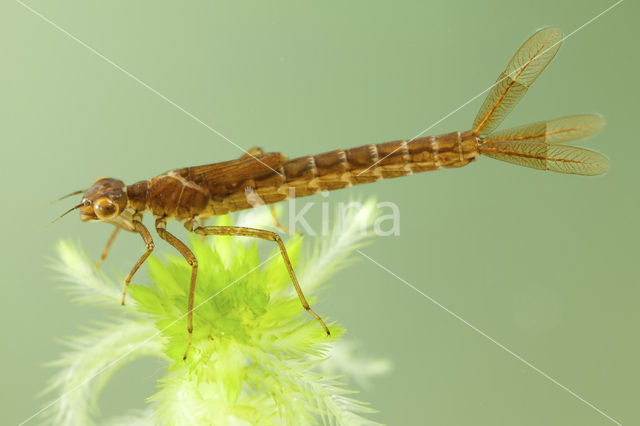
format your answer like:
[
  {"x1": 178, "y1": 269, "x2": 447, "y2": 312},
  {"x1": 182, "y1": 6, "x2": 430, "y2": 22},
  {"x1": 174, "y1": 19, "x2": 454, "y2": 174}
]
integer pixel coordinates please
[{"x1": 45, "y1": 201, "x2": 389, "y2": 425}]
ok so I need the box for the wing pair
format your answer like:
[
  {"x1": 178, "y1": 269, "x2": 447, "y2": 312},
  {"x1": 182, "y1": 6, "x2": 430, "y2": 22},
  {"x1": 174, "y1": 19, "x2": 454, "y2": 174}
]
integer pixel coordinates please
[{"x1": 474, "y1": 27, "x2": 609, "y2": 176}]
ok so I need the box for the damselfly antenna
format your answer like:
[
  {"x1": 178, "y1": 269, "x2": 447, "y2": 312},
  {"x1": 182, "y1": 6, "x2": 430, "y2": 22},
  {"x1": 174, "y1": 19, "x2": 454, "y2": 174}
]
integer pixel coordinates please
[
  {"x1": 50, "y1": 202, "x2": 86, "y2": 226},
  {"x1": 43, "y1": 189, "x2": 86, "y2": 208}
]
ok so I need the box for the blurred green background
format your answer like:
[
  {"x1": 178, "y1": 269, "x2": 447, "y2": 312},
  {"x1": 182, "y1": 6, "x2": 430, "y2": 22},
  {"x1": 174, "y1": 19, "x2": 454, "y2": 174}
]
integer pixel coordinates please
[{"x1": 2, "y1": 0, "x2": 638, "y2": 424}]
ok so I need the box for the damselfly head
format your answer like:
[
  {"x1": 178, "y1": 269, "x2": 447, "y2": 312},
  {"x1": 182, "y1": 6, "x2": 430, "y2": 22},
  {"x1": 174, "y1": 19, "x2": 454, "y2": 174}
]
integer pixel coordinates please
[{"x1": 80, "y1": 178, "x2": 127, "y2": 223}]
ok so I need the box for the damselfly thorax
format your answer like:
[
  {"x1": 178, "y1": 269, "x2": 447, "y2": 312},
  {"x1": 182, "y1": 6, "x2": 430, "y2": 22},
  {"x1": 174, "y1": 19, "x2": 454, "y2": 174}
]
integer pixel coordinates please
[{"x1": 57, "y1": 27, "x2": 608, "y2": 359}]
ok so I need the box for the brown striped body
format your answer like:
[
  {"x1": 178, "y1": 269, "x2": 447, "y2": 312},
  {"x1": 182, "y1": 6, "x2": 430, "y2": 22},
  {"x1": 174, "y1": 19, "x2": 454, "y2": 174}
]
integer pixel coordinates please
[
  {"x1": 72, "y1": 28, "x2": 608, "y2": 362},
  {"x1": 123, "y1": 130, "x2": 480, "y2": 222}
]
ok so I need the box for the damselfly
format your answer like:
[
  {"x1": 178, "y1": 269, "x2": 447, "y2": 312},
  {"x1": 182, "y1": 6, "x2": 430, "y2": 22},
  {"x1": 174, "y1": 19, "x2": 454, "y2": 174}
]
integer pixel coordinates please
[{"x1": 56, "y1": 27, "x2": 608, "y2": 359}]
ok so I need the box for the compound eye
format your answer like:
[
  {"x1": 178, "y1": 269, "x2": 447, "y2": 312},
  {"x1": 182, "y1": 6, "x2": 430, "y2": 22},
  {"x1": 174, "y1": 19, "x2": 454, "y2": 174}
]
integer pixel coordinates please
[{"x1": 93, "y1": 197, "x2": 118, "y2": 220}]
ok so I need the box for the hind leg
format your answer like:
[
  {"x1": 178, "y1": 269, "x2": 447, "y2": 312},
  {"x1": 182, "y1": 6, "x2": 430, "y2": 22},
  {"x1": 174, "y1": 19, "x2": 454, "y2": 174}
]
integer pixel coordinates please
[{"x1": 184, "y1": 220, "x2": 330, "y2": 336}]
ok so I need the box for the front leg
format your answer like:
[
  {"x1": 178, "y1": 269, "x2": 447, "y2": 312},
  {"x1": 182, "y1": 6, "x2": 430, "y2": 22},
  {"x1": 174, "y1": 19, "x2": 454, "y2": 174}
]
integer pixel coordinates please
[
  {"x1": 184, "y1": 219, "x2": 330, "y2": 336},
  {"x1": 122, "y1": 219, "x2": 154, "y2": 305},
  {"x1": 96, "y1": 227, "x2": 120, "y2": 268},
  {"x1": 155, "y1": 218, "x2": 199, "y2": 360}
]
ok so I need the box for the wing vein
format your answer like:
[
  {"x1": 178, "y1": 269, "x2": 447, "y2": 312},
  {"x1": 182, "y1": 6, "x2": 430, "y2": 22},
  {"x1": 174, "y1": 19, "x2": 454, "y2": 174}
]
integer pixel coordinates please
[{"x1": 474, "y1": 45, "x2": 544, "y2": 133}]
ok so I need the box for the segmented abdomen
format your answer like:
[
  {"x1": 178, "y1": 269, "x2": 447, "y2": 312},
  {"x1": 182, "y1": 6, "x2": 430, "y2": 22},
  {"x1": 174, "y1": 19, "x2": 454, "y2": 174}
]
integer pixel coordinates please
[{"x1": 212, "y1": 130, "x2": 479, "y2": 215}]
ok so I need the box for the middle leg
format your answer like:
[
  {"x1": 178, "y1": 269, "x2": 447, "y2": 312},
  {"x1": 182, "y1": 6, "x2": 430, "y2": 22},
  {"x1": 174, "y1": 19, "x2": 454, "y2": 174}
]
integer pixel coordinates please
[{"x1": 155, "y1": 218, "x2": 198, "y2": 360}]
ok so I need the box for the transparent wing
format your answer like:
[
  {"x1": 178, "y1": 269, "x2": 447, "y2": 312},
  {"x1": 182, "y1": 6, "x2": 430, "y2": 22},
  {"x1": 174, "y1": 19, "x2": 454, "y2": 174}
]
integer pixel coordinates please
[
  {"x1": 473, "y1": 27, "x2": 563, "y2": 136},
  {"x1": 483, "y1": 114, "x2": 605, "y2": 144},
  {"x1": 480, "y1": 141, "x2": 610, "y2": 175}
]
